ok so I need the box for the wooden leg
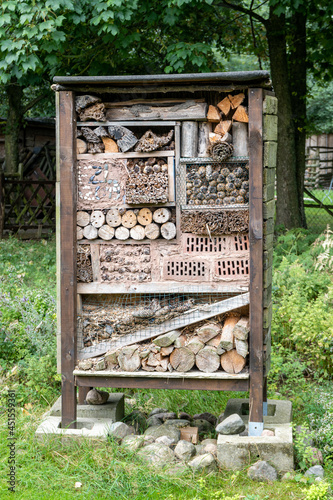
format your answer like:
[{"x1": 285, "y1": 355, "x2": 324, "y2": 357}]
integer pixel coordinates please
[
  {"x1": 78, "y1": 386, "x2": 91, "y2": 405},
  {"x1": 263, "y1": 377, "x2": 268, "y2": 416}
]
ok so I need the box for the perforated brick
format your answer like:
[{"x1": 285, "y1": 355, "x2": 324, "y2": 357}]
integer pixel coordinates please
[
  {"x1": 215, "y1": 259, "x2": 249, "y2": 278},
  {"x1": 163, "y1": 259, "x2": 208, "y2": 281}
]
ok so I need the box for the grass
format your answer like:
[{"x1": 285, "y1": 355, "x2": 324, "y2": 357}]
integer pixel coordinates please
[{"x1": 1, "y1": 235, "x2": 333, "y2": 499}]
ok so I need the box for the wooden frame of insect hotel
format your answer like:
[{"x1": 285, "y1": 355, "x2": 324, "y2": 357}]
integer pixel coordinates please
[{"x1": 53, "y1": 72, "x2": 277, "y2": 435}]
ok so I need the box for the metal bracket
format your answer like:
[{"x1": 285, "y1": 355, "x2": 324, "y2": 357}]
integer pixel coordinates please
[
  {"x1": 263, "y1": 402, "x2": 268, "y2": 416},
  {"x1": 248, "y1": 421, "x2": 264, "y2": 436}
]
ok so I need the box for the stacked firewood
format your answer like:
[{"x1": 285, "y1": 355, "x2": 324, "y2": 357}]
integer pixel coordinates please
[
  {"x1": 181, "y1": 209, "x2": 249, "y2": 235},
  {"x1": 125, "y1": 158, "x2": 169, "y2": 204},
  {"x1": 77, "y1": 207, "x2": 176, "y2": 241},
  {"x1": 185, "y1": 162, "x2": 249, "y2": 206},
  {"x1": 79, "y1": 315, "x2": 249, "y2": 374}
]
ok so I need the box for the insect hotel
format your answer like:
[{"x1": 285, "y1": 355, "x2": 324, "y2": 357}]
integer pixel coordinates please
[{"x1": 53, "y1": 72, "x2": 277, "y2": 436}]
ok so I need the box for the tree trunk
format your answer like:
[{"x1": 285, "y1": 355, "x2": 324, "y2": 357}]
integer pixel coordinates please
[
  {"x1": 5, "y1": 83, "x2": 23, "y2": 175},
  {"x1": 266, "y1": 10, "x2": 302, "y2": 228},
  {"x1": 289, "y1": 11, "x2": 307, "y2": 228}
]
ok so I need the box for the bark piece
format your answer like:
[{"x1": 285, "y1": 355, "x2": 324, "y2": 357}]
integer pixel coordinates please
[
  {"x1": 196, "y1": 346, "x2": 220, "y2": 373},
  {"x1": 83, "y1": 224, "x2": 98, "y2": 240},
  {"x1": 153, "y1": 208, "x2": 171, "y2": 224},
  {"x1": 79, "y1": 103, "x2": 106, "y2": 122},
  {"x1": 170, "y1": 347, "x2": 195, "y2": 372},
  {"x1": 207, "y1": 105, "x2": 221, "y2": 122},
  {"x1": 138, "y1": 208, "x2": 153, "y2": 226},
  {"x1": 75, "y1": 95, "x2": 101, "y2": 113},
  {"x1": 98, "y1": 225, "x2": 115, "y2": 240},
  {"x1": 145, "y1": 223, "x2": 160, "y2": 240},
  {"x1": 87, "y1": 141, "x2": 105, "y2": 153},
  {"x1": 198, "y1": 122, "x2": 212, "y2": 157},
  {"x1": 115, "y1": 226, "x2": 130, "y2": 240},
  {"x1": 214, "y1": 120, "x2": 232, "y2": 136},
  {"x1": 121, "y1": 210, "x2": 137, "y2": 228},
  {"x1": 106, "y1": 209, "x2": 122, "y2": 227},
  {"x1": 91, "y1": 210, "x2": 105, "y2": 228},
  {"x1": 102, "y1": 137, "x2": 119, "y2": 153},
  {"x1": 220, "y1": 349, "x2": 246, "y2": 374},
  {"x1": 134, "y1": 129, "x2": 173, "y2": 153},
  {"x1": 81, "y1": 127, "x2": 100, "y2": 143},
  {"x1": 233, "y1": 105, "x2": 249, "y2": 123},
  {"x1": 77, "y1": 138, "x2": 88, "y2": 154},
  {"x1": 181, "y1": 121, "x2": 198, "y2": 157},
  {"x1": 130, "y1": 225, "x2": 145, "y2": 240},
  {"x1": 108, "y1": 125, "x2": 138, "y2": 152},
  {"x1": 232, "y1": 122, "x2": 249, "y2": 157},
  {"x1": 232, "y1": 317, "x2": 250, "y2": 340},
  {"x1": 77, "y1": 211, "x2": 90, "y2": 227},
  {"x1": 220, "y1": 316, "x2": 238, "y2": 351},
  {"x1": 196, "y1": 323, "x2": 221, "y2": 344},
  {"x1": 235, "y1": 338, "x2": 248, "y2": 358},
  {"x1": 161, "y1": 222, "x2": 176, "y2": 240},
  {"x1": 153, "y1": 330, "x2": 182, "y2": 347},
  {"x1": 118, "y1": 345, "x2": 141, "y2": 372},
  {"x1": 93, "y1": 126, "x2": 109, "y2": 138},
  {"x1": 217, "y1": 97, "x2": 231, "y2": 116}
]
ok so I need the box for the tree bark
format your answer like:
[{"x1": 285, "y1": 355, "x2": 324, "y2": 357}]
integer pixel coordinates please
[
  {"x1": 5, "y1": 83, "x2": 23, "y2": 175},
  {"x1": 266, "y1": 9, "x2": 302, "y2": 228}
]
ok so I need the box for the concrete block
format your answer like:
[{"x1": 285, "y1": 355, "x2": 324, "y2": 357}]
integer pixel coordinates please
[
  {"x1": 264, "y1": 284, "x2": 272, "y2": 307},
  {"x1": 263, "y1": 183, "x2": 275, "y2": 202},
  {"x1": 217, "y1": 424, "x2": 294, "y2": 473},
  {"x1": 263, "y1": 249, "x2": 273, "y2": 270},
  {"x1": 263, "y1": 141, "x2": 277, "y2": 168},
  {"x1": 264, "y1": 266, "x2": 273, "y2": 290},
  {"x1": 223, "y1": 399, "x2": 292, "y2": 425},
  {"x1": 263, "y1": 232, "x2": 274, "y2": 251},
  {"x1": 263, "y1": 199, "x2": 275, "y2": 219},
  {"x1": 263, "y1": 115, "x2": 278, "y2": 142},
  {"x1": 263, "y1": 96, "x2": 278, "y2": 116},
  {"x1": 263, "y1": 303, "x2": 273, "y2": 329},
  {"x1": 264, "y1": 167, "x2": 276, "y2": 186},
  {"x1": 263, "y1": 218, "x2": 274, "y2": 235},
  {"x1": 35, "y1": 416, "x2": 113, "y2": 443},
  {"x1": 47, "y1": 394, "x2": 124, "y2": 421}
]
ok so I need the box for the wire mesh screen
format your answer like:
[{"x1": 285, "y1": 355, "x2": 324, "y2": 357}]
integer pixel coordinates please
[
  {"x1": 77, "y1": 290, "x2": 249, "y2": 354},
  {"x1": 179, "y1": 157, "x2": 249, "y2": 209}
]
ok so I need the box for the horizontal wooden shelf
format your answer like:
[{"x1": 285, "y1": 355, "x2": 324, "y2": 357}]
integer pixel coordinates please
[
  {"x1": 74, "y1": 369, "x2": 249, "y2": 391},
  {"x1": 77, "y1": 151, "x2": 175, "y2": 160},
  {"x1": 77, "y1": 121, "x2": 180, "y2": 127},
  {"x1": 77, "y1": 282, "x2": 249, "y2": 294},
  {"x1": 77, "y1": 237, "x2": 178, "y2": 245},
  {"x1": 181, "y1": 204, "x2": 249, "y2": 210}
]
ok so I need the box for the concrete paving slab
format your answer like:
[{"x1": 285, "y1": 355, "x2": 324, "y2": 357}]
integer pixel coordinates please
[
  {"x1": 35, "y1": 416, "x2": 113, "y2": 443},
  {"x1": 217, "y1": 423, "x2": 294, "y2": 473},
  {"x1": 46, "y1": 393, "x2": 124, "y2": 421},
  {"x1": 223, "y1": 398, "x2": 292, "y2": 425}
]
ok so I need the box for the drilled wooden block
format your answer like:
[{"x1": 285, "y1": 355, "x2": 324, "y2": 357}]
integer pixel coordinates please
[
  {"x1": 264, "y1": 266, "x2": 273, "y2": 290},
  {"x1": 263, "y1": 284, "x2": 272, "y2": 307},
  {"x1": 263, "y1": 115, "x2": 278, "y2": 142},
  {"x1": 263, "y1": 141, "x2": 277, "y2": 168},
  {"x1": 263, "y1": 218, "x2": 274, "y2": 235},
  {"x1": 263, "y1": 96, "x2": 278, "y2": 116},
  {"x1": 264, "y1": 232, "x2": 274, "y2": 251},
  {"x1": 263, "y1": 303, "x2": 272, "y2": 330},
  {"x1": 263, "y1": 183, "x2": 275, "y2": 202},
  {"x1": 264, "y1": 249, "x2": 273, "y2": 270},
  {"x1": 264, "y1": 167, "x2": 276, "y2": 185},
  {"x1": 263, "y1": 199, "x2": 275, "y2": 219}
]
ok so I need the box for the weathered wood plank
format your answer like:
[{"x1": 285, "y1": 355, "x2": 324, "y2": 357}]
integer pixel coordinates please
[
  {"x1": 77, "y1": 121, "x2": 178, "y2": 127},
  {"x1": 59, "y1": 90, "x2": 77, "y2": 429},
  {"x1": 78, "y1": 292, "x2": 250, "y2": 359},
  {"x1": 77, "y1": 151, "x2": 175, "y2": 160},
  {"x1": 248, "y1": 87, "x2": 264, "y2": 427},
  {"x1": 74, "y1": 369, "x2": 249, "y2": 380},
  {"x1": 77, "y1": 282, "x2": 248, "y2": 294}
]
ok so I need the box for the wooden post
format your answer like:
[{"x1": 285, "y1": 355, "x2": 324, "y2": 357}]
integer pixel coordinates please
[
  {"x1": 59, "y1": 90, "x2": 77, "y2": 429},
  {"x1": 248, "y1": 88, "x2": 264, "y2": 436},
  {"x1": 78, "y1": 386, "x2": 91, "y2": 405}
]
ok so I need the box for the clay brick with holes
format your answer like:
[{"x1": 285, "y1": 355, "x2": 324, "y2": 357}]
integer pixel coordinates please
[
  {"x1": 182, "y1": 234, "x2": 249, "y2": 254},
  {"x1": 163, "y1": 258, "x2": 209, "y2": 281},
  {"x1": 215, "y1": 259, "x2": 249, "y2": 279}
]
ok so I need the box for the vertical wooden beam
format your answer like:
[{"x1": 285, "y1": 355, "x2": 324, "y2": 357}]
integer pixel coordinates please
[
  {"x1": 78, "y1": 386, "x2": 91, "y2": 405},
  {"x1": 248, "y1": 88, "x2": 264, "y2": 436},
  {"x1": 59, "y1": 90, "x2": 77, "y2": 429}
]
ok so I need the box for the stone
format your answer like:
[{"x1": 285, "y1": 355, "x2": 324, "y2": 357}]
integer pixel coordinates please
[
  {"x1": 216, "y1": 414, "x2": 245, "y2": 435},
  {"x1": 223, "y1": 399, "x2": 292, "y2": 425},
  {"x1": 217, "y1": 413, "x2": 224, "y2": 424},
  {"x1": 95, "y1": 359, "x2": 106, "y2": 371},
  {"x1": 188, "y1": 453, "x2": 217, "y2": 473},
  {"x1": 261, "y1": 429, "x2": 275, "y2": 437},
  {"x1": 152, "y1": 412, "x2": 177, "y2": 422},
  {"x1": 146, "y1": 416, "x2": 163, "y2": 428},
  {"x1": 304, "y1": 465, "x2": 324, "y2": 479},
  {"x1": 144, "y1": 424, "x2": 181, "y2": 445},
  {"x1": 193, "y1": 413, "x2": 217, "y2": 427},
  {"x1": 201, "y1": 438, "x2": 217, "y2": 446},
  {"x1": 203, "y1": 443, "x2": 217, "y2": 456},
  {"x1": 138, "y1": 443, "x2": 175, "y2": 467},
  {"x1": 148, "y1": 408, "x2": 169, "y2": 417},
  {"x1": 143, "y1": 436, "x2": 155, "y2": 446},
  {"x1": 155, "y1": 436, "x2": 174, "y2": 447},
  {"x1": 195, "y1": 444, "x2": 204, "y2": 456},
  {"x1": 86, "y1": 389, "x2": 109, "y2": 405},
  {"x1": 121, "y1": 435, "x2": 144, "y2": 452},
  {"x1": 179, "y1": 412, "x2": 192, "y2": 420},
  {"x1": 108, "y1": 422, "x2": 134, "y2": 441},
  {"x1": 174, "y1": 440, "x2": 196, "y2": 461},
  {"x1": 123, "y1": 410, "x2": 147, "y2": 433},
  {"x1": 192, "y1": 419, "x2": 215, "y2": 437},
  {"x1": 164, "y1": 419, "x2": 190, "y2": 428},
  {"x1": 247, "y1": 460, "x2": 278, "y2": 482},
  {"x1": 78, "y1": 359, "x2": 93, "y2": 370}
]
